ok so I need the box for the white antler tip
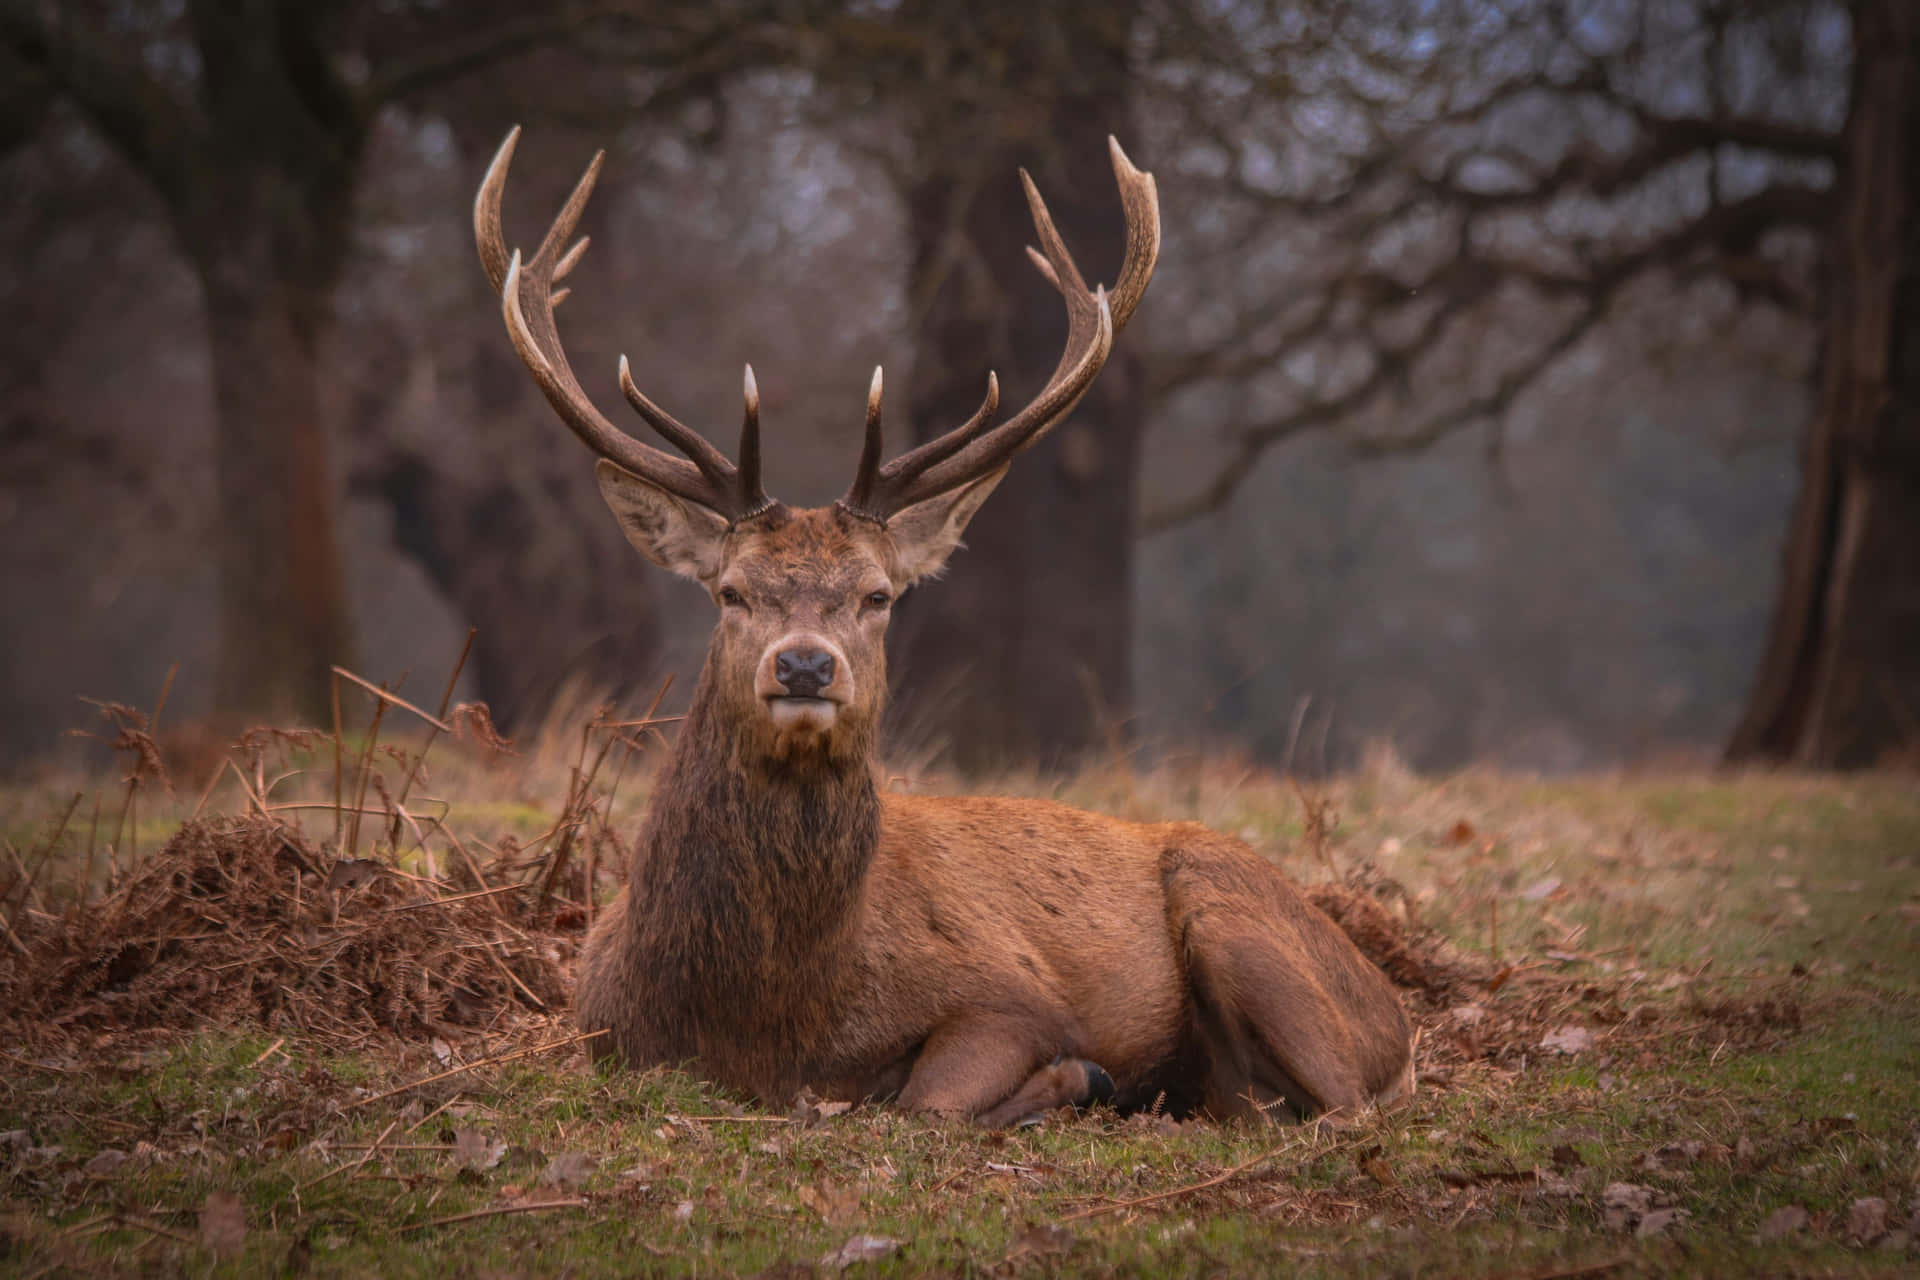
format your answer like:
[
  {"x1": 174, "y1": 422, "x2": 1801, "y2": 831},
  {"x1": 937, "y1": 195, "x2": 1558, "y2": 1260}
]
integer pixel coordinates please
[
  {"x1": 869, "y1": 365, "x2": 884, "y2": 399},
  {"x1": 743, "y1": 363, "x2": 759, "y2": 408}
]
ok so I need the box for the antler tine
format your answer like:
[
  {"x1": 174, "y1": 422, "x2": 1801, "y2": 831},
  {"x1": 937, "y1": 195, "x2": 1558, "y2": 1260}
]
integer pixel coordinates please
[
  {"x1": 840, "y1": 366, "x2": 888, "y2": 518},
  {"x1": 478, "y1": 127, "x2": 783, "y2": 524},
  {"x1": 737, "y1": 364, "x2": 772, "y2": 517},
  {"x1": 844, "y1": 141, "x2": 1158, "y2": 522}
]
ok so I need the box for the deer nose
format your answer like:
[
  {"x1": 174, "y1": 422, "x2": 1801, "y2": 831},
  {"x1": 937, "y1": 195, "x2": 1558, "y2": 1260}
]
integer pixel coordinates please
[{"x1": 775, "y1": 648, "x2": 836, "y2": 697}]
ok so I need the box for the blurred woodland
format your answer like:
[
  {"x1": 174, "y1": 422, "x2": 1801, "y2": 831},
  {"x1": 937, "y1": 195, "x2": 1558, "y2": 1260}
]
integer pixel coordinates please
[{"x1": 1, "y1": 0, "x2": 1914, "y2": 773}]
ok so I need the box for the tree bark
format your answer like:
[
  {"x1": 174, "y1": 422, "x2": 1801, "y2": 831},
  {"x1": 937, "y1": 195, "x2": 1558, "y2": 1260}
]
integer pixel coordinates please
[
  {"x1": 887, "y1": 3, "x2": 1142, "y2": 772},
  {"x1": 196, "y1": 254, "x2": 354, "y2": 724},
  {"x1": 1728, "y1": 0, "x2": 1920, "y2": 767}
]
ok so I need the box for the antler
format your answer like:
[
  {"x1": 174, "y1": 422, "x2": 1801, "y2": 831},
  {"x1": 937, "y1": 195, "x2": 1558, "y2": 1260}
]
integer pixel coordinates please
[
  {"x1": 838, "y1": 137, "x2": 1160, "y2": 524},
  {"x1": 475, "y1": 127, "x2": 780, "y2": 524}
]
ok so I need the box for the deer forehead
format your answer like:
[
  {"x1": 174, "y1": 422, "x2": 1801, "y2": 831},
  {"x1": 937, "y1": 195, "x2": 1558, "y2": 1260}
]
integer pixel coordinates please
[{"x1": 721, "y1": 508, "x2": 895, "y2": 601}]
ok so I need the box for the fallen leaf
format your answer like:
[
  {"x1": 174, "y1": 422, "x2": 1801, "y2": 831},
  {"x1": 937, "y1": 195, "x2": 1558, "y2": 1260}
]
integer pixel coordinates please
[
  {"x1": 1521, "y1": 877, "x2": 1562, "y2": 901},
  {"x1": 540, "y1": 1152, "x2": 597, "y2": 1190},
  {"x1": 1639, "y1": 1140, "x2": 1705, "y2": 1171},
  {"x1": 1637, "y1": 1207, "x2": 1688, "y2": 1238},
  {"x1": 200, "y1": 1189, "x2": 248, "y2": 1258},
  {"x1": 83, "y1": 1149, "x2": 128, "y2": 1177},
  {"x1": 673, "y1": 1200, "x2": 694, "y2": 1224},
  {"x1": 1445, "y1": 819, "x2": 1476, "y2": 845},
  {"x1": 1540, "y1": 1025, "x2": 1594, "y2": 1055},
  {"x1": 1360, "y1": 1155, "x2": 1398, "y2": 1188},
  {"x1": 798, "y1": 1181, "x2": 862, "y2": 1225},
  {"x1": 1602, "y1": 1182, "x2": 1654, "y2": 1232},
  {"x1": 1005, "y1": 1223, "x2": 1075, "y2": 1261},
  {"x1": 820, "y1": 1234, "x2": 900, "y2": 1269},
  {"x1": 453, "y1": 1129, "x2": 506, "y2": 1171},
  {"x1": 1756, "y1": 1204, "x2": 1808, "y2": 1242},
  {"x1": 1550, "y1": 1144, "x2": 1585, "y2": 1170},
  {"x1": 1848, "y1": 1197, "x2": 1889, "y2": 1244}
]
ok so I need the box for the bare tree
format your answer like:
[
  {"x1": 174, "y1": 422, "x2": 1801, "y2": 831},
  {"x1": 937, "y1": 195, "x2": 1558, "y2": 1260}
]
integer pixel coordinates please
[
  {"x1": 0, "y1": 0, "x2": 756, "y2": 724},
  {"x1": 1729, "y1": 0, "x2": 1919, "y2": 766}
]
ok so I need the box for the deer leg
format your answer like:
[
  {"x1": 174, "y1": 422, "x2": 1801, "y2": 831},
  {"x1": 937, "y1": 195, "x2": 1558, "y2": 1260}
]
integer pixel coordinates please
[
  {"x1": 896, "y1": 1018, "x2": 1110, "y2": 1124},
  {"x1": 1162, "y1": 842, "x2": 1415, "y2": 1121}
]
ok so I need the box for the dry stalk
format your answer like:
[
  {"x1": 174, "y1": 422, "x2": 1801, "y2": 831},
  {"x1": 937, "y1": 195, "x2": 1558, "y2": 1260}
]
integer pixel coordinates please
[
  {"x1": 394, "y1": 628, "x2": 476, "y2": 818},
  {"x1": 346, "y1": 685, "x2": 391, "y2": 860},
  {"x1": 343, "y1": 1029, "x2": 606, "y2": 1110},
  {"x1": 400, "y1": 1198, "x2": 586, "y2": 1234},
  {"x1": 1290, "y1": 776, "x2": 1340, "y2": 877}
]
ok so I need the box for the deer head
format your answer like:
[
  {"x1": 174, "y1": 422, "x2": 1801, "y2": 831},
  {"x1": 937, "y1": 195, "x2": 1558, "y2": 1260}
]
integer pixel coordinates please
[{"x1": 475, "y1": 129, "x2": 1159, "y2": 763}]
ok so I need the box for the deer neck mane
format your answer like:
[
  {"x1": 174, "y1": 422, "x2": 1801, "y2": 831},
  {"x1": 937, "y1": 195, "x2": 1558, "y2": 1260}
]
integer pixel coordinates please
[{"x1": 622, "y1": 652, "x2": 881, "y2": 1083}]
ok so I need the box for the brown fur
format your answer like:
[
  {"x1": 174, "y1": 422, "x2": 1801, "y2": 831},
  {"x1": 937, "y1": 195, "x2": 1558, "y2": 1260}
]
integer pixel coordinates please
[{"x1": 576, "y1": 507, "x2": 1415, "y2": 1121}]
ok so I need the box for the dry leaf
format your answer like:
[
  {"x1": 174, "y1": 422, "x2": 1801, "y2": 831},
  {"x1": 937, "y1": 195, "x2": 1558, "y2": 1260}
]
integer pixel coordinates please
[
  {"x1": 820, "y1": 1234, "x2": 900, "y2": 1269},
  {"x1": 540, "y1": 1152, "x2": 597, "y2": 1190},
  {"x1": 1540, "y1": 1025, "x2": 1593, "y2": 1055},
  {"x1": 200, "y1": 1189, "x2": 248, "y2": 1258},
  {"x1": 1521, "y1": 877, "x2": 1562, "y2": 901},
  {"x1": 1848, "y1": 1197, "x2": 1889, "y2": 1243},
  {"x1": 1360, "y1": 1155, "x2": 1398, "y2": 1188},
  {"x1": 83, "y1": 1149, "x2": 128, "y2": 1177},
  {"x1": 798, "y1": 1181, "x2": 862, "y2": 1225},
  {"x1": 1756, "y1": 1205, "x2": 1808, "y2": 1242},
  {"x1": 1602, "y1": 1182, "x2": 1654, "y2": 1232},
  {"x1": 453, "y1": 1128, "x2": 506, "y2": 1171},
  {"x1": 1005, "y1": 1223, "x2": 1075, "y2": 1261},
  {"x1": 1636, "y1": 1207, "x2": 1688, "y2": 1238}
]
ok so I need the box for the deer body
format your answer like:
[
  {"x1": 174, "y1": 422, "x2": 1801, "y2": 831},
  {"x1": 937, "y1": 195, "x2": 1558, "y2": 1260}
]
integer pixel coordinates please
[{"x1": 478, "y1": 131, "x2": 1415, "y2": 1122}]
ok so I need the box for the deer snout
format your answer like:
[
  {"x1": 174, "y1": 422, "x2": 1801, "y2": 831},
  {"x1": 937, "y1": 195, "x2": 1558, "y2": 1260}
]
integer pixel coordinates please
[
  {"x1": 775, "y1": 648, "x2": 836, "y2": 697},
  {"x1": 754, "y1": 636, "x2": 854, "y2": 719}
]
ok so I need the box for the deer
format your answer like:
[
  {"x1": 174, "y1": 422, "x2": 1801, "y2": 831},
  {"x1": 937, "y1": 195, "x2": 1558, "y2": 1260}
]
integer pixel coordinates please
[{"x1": 474, "y1": 127, "x2": 1415, "y2": 1125}]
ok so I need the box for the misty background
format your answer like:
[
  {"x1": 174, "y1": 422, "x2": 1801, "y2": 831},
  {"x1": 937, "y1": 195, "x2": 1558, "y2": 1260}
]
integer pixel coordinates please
[{"x1": 2, "y1": 0, "x2": 1910, "y2": 775}]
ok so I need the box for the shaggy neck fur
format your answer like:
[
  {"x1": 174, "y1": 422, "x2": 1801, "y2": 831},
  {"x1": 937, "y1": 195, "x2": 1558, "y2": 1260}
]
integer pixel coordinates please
[{"x1": 622, "y1": 650, "x2": 882, "y2": 1098}]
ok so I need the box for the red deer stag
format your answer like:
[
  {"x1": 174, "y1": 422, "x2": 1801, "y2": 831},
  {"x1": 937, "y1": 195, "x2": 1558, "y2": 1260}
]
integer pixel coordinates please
[{"x1": 475, "y1": 128, "x2": 1415, "y2": 1124}]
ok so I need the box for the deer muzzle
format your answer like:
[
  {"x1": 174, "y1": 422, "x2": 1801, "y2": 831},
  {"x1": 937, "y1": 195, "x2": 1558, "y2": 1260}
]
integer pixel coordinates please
[{"x1": 757, "y1": 636, "x2": 852, "y2": 732}]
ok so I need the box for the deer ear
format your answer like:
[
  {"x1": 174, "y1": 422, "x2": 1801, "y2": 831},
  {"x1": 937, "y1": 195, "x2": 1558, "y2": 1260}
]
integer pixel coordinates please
[
  {"x1": 885, "y1": 465, "x2": 1009, "y2": 584},
  {"x1": 596, "y1": 459, "x2": 729, "y2": 582}
]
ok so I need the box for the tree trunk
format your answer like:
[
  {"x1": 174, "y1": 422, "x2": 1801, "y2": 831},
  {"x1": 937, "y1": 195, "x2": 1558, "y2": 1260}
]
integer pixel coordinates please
[
  {"x1": 196, "y1": 260, "x2": 354, "y2": 726},
  {"x1": 887, "y1": 3, "x2": 1142, "y2": 772},
  {"x1": 1728, "y1": 0, "x2": 1920, "y2": 768}
]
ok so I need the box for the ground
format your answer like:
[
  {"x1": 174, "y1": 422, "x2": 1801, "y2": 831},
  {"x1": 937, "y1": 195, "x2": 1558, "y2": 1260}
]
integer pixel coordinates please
[{"x1": 1, "y1": 699, "x2": 1916, "y2": 1277}]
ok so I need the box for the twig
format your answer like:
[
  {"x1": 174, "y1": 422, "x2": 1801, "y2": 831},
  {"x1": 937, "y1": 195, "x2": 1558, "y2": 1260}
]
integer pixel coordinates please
[
  {"x1": 343, "y1": 1029, "x2": 607, "y2": 1110},
  {"x1": 8, "y1": 791, "x2": 82, "y2": 923},
  {"x1": 0, "y1": 910, "x2": 29, "y2": 957},
  {"x1": 297, "y1": 1119, "x2": 398, "y2": 1194},
  {"x1": 0, "y1": 1048, "x2": 71, "y2": 1074},
  {"x1": 330, "y1": 666, "x2": 454, "y2": 733},
  {"x1": 1060, "y1": 1134, "x2": 1357, "y2": 1223},
  {"x1": 405, "y1": 1094, "x2": 464, "y2": 1134},
  {"x1": 331, "y1": 668, "x2": 346, "y2": 850},
  {"x1": 77, "y1": 794, "x2": 101, "y2": 917},
  {"x1": 668, "y1": 1114, "x2": 792, "y2": 1124},
  {"x1": 383, "y1": 883, "x2": 523, "y2": 912},
  {"x1": 395, "y1": 629, "x2": 475, "y2": 814},
  {"x1": 346, "y1": 685, "x2": 391, "y2": 859},
  {"x1": 399, "y1": 1198, "x2": 585, "y2": 1233},
  {"x1": 247, "y1": 1038, "x2": 287, "y2": 1068},
  {"x1": 107, "y1": 1213, "x2": 194, "y2": 1244}
]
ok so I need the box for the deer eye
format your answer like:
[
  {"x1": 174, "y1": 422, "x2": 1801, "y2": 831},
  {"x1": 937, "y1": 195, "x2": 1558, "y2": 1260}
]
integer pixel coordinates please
[
  {"x1": 718, "y1": 586, "x2": 745, "y2": 608},
  {"x1": 864, "y1": 590, "x2": 893, "y2": 611}
]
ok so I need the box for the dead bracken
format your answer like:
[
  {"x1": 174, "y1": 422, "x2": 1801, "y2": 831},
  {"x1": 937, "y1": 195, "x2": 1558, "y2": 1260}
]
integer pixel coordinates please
[{"x1": 0, "y1": 816, "x2": 572, "y2": 1047}]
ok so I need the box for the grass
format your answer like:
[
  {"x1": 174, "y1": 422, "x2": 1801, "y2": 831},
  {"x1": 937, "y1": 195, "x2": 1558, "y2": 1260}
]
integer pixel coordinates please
[{"x1": 2, "y1": 719, "x2": 1917, "y2": 1276}]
